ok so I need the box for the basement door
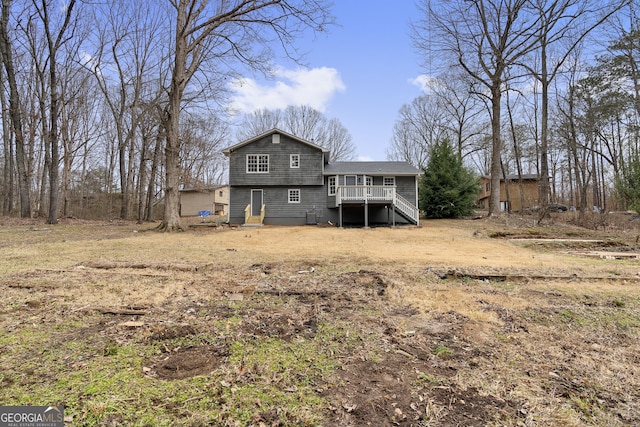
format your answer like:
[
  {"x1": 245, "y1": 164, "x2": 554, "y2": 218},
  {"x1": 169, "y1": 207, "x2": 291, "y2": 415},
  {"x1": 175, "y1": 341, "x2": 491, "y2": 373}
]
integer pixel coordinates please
[{"x1": 251, "y1": 189, "x2": 263, "y2": 216}]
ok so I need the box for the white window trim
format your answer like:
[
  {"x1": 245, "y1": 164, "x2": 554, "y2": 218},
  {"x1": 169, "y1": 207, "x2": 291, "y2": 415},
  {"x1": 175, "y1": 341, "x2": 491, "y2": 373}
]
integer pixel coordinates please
[
  {"x1": 383, "y1": 176, "x2": 396, "y2": 186},
  {"x1": 246, "y1": 154, "x2": 269, "y2": 173},
  {"x1": 288, "y1": 189, "x2": 301, "y2": 203},
  {"x1": 290, "y1": 154, "x2": 300, "y2": 168},
  {"x1": 328, "y1": 176, "x2": 336, "y2": 196}
]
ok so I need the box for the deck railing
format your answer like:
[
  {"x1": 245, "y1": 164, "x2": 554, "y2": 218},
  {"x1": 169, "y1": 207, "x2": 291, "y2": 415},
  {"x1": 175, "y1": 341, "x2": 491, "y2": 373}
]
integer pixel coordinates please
[
  {"x1": 394, "y1": 193, "x2": 420, "y2": 224},
  {"x1": 336, "y1": 186, "x2": 419, "y2": 224},
  {"x1": 336, "y1": 186, "x2": 394, "y2": 203}
]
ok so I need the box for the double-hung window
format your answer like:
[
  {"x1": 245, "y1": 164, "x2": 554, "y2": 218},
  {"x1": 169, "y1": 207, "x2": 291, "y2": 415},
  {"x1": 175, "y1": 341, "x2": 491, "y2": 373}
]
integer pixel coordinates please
[
  {"x1": 288, "y1": 189, "x2": 301, "y2": 203},
  {"x1": 247, "y1": 154, "x2": 269, "y2": 173},
  {"x1": 290, "y1": 154, "x2": 300, "y2": 168},
  {"x1": 328, "y1": 176, "x2": 336, "y2": 196}
]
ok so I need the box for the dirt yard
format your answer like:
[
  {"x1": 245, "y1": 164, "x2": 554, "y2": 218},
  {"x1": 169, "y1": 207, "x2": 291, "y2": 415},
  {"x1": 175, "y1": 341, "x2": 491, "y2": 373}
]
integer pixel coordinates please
[{"x1": 1, "y1": 215, "x2": 639, "y2": 426}]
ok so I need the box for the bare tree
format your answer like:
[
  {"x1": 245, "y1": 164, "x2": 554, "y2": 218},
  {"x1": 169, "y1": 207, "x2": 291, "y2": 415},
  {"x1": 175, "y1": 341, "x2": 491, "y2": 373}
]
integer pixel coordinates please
[
  {"x1": 519, "y1": 0, "x2": 625, "y2": 220},
  {"x1": 236, "y1": 108, "x2": 282, "y2": 139},
  {"x1": 180, "y1": 112, "x2": 229, "y2": 187},
  {"x1": 59, "y1": 67, "x2": 102, "y2": 218},
  {"x1": 387, "y1": 95, "x2": 448, "y2": 169},
  {"x1": 158, "y1": 0, "x2": 333, "y2": 231},
  {"x1": 29, "y1": 0, "x2": 78, "y2": 224},
  {"x1": 414, "y1": 0, "x2": 540, "y2": 216},
  {"x1": 433, "y1": 73, "x2": 488, "y2": 160},
  {"x1": 237, "y1": 105, "x2": 355, "y2": 161},
  {"x1": 323, "y1": 117, "x2": 356, "y2": 161},
  {"x1": 87, "y1": 0, "x2": 165, "y2": 220},
  {"x1": 0, "y1": 0, "x2": 30, "y2": 217},
  {"x1": 0, "y1": 48, "x2": 13, "y2": 214}
]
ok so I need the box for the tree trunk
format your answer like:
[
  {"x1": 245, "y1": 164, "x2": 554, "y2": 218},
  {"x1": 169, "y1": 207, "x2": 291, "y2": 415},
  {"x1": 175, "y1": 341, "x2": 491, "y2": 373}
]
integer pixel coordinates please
[
  {"x1": 0, "y1": 59, "x2": 13, "y2": 214},
  {"x1": 500, "y1": 160, "x2": 511, "y2": 213},
  {"x1": 47, "y1": 52, "x2": 60, "y2": 224},
  {"x1": 506, "y1": 89, "x2": 526, "y2": 212},
  {"x1": 0, "y1": 0, "x2": 31, "y2": 217},
  {"x1": 118, "y1": 133, "x2": 128, "y2": 219},
  {"x1": 538, "y1": 43, "x2": 551, "y2": 220},
  {"x1": 145, "y1": 130, "x2": 163, "y2": 222},
  {"x1": 36, "y1": 65, "x2": 51, "y2": 218},
  {"x1": 137, "y1": 129, "x2": 150, "y2": 224},
  {"x1": 158, "y1": 7, "x2": 188, "y2": 232},
  {"x1": 489, "y1": 84, "x2": 502, "y2": 216}
]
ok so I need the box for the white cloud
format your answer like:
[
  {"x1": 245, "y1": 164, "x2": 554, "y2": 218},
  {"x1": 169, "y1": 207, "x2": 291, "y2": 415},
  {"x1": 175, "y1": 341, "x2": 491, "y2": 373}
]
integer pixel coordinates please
[
  {"x1": 357, "y1": 155, "x2": 375, "y2": 161},
  {"x1": 228, "y1": 67, "x2": 345, "y2": 114},
  {"x1": 409, "y1": 74, "x2": 443, "y2": 93}
]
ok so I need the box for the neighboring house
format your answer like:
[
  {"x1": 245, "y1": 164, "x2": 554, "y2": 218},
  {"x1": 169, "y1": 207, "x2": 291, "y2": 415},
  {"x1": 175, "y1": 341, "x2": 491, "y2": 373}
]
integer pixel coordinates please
[
  {"x1": 179, "y1": 185, "x2": 229, "y2": 217},
  {"x1": 222, "y1": 129, "x2": 421, "y2": 227},
  {"x1": 477, "y1": 174, "x2": 539, "y2": 212}
]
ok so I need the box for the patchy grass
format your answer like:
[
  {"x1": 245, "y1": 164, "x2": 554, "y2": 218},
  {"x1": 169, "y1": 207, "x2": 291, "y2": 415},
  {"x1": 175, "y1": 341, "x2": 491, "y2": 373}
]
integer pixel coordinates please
[{"x1": 1, "y1": 217, "x2": 640, "y2": 426}]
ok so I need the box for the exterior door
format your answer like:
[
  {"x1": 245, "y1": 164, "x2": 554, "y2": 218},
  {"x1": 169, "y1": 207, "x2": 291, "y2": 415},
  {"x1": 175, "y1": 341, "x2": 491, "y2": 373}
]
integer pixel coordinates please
[{"x1": 251, "y1": 189, "x2": 263, "y2": 216}]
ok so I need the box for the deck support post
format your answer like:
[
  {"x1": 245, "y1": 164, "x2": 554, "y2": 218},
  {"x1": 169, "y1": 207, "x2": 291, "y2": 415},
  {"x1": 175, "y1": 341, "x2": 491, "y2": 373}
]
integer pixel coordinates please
[
  {"x1": 364, "y1": 200, "x2": 369, "y2": 228},
  {"x1": 339, "y1": 203, "x2": 343, "y2": 228},
  {"x1": 392, "y1": 204, "x2": 396, "y2": 227}
]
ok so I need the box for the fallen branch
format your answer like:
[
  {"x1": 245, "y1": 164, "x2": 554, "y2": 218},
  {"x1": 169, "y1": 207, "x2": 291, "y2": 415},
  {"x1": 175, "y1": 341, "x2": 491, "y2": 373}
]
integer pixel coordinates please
[
  {"x1": 254, "y1": 289, "x2": 333, "y2": 297},
  {"x1": 438, "y1": 269, "x2": 640, "y2": 283},
  {"x1": 80, "y1": 306, "x2": 149, "y2": 316},
  {"x1": 77, "y1": 261, "x2": 215, "y2": 272}
]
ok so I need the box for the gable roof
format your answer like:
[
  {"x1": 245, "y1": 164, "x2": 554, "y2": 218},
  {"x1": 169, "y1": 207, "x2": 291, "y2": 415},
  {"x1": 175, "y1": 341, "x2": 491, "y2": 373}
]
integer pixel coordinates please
[
  {"x1": 324, "y1": 161, "x2": 421, "y2": 176},
  {"x1": 222, "y1": 128, "x2": 329, "y2": 156}
]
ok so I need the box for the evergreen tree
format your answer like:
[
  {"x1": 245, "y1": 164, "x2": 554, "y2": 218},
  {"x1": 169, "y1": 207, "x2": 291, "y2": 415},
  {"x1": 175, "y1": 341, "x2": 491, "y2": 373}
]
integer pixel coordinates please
[
  {"x1": 616, "y1": 156, "x2": 640, "y2": 215},
  {"x1": 419, "y1": 139, "x2": 479, "y2": 218}
]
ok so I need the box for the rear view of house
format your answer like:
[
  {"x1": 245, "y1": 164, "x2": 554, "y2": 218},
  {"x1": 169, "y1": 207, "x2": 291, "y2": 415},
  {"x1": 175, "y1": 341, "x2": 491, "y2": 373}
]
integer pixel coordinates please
[{"x1": 223, "y1": 129, "x2": 420, "y2": 227}]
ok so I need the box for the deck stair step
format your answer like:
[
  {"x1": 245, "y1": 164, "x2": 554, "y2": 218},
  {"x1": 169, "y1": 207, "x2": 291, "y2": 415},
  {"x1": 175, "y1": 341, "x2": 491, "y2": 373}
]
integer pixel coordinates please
[{"x1": 244, "y1": 216, "x2": 263, "y2": 226}]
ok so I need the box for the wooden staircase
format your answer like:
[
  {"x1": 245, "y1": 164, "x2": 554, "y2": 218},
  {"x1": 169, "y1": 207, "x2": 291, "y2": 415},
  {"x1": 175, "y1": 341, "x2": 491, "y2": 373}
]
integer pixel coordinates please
[
  {"x1": 244, "y1": 215, "x2": 263, "y2": 226},
  {"x1": 244, "y1": 204, "x2": 265, "y2": 226}
]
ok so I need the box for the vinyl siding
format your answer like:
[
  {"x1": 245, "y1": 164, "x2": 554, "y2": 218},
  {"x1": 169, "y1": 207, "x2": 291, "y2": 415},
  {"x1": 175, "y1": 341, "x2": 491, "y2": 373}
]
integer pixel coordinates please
[
  {"x1": 229, "y1": 186, "x2": 326, "y2": 225},
  {"x1": 228, "y1": 134, "x2": 324, "y2": 186},
  {"x1": 179, "y1": 187, "x2": 229, "y2": 216}
]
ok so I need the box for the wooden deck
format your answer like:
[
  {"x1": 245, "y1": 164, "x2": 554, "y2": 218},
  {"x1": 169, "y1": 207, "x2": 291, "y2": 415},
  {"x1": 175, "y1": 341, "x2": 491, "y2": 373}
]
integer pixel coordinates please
[{"x1": 336, "y1": 186, "x2": 419, "y2": 225}]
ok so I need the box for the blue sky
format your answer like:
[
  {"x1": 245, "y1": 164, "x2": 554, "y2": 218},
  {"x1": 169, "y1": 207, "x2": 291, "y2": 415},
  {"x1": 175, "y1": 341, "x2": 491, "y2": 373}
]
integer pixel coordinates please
[{"x1": 228, "y1": 1, "x2": 428, "y2": 161}]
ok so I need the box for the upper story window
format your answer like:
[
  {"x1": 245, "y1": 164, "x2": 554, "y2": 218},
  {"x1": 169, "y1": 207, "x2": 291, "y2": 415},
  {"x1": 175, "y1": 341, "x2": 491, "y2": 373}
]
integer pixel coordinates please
[
  {"x1": 328, "y1": 176, "x2": 336, "y2": 196},
  {"x1": 383, "y1": 177, "x2": 395, "y2": 186},
  {"x1": 288, "y1": 189, "x2": 301, "y2": 203},
  {"x1": 290, "y1": 154, "x2": 300, "y2": 168},
  {"x1": 365, "y1": 176, "x2": 372, "y2": 186},
  {"x1": 247, "y1": 154, "x2": 269, "y2": 173}
]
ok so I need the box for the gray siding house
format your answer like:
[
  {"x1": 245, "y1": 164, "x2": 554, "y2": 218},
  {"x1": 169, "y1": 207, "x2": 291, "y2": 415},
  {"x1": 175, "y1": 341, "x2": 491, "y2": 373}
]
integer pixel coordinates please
[{"x1": 223, "y1": 129, "x2": 420, "y2": 227}]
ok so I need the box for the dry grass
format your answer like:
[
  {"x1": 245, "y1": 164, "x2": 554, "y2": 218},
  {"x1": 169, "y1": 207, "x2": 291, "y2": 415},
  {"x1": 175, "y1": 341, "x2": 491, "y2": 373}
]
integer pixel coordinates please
[{"x1": 1, "y1": 217, "x2": 639, "y2": 426}]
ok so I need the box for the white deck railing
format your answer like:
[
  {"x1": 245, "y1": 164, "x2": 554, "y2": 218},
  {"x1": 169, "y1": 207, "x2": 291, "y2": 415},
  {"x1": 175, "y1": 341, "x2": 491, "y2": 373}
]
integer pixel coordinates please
[
  {"x1": 337, "y1": 186, "x2": 394, "y2": 203},
  {"x1": 394, "y1": 193, "x2": 420, "y2": 224},
  {"x1": 336, "y1": 186, "x2": 419, "y2": 224}
]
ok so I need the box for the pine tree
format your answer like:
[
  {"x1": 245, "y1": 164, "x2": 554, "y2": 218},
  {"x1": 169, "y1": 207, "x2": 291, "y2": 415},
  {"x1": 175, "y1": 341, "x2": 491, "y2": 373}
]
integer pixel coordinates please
[
  {"x1": 616, "y1": 156, "x2": 640, "y2": 215},
  {"x1": 419, "y1": 140, "x2": 479, "y2": 218}
]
